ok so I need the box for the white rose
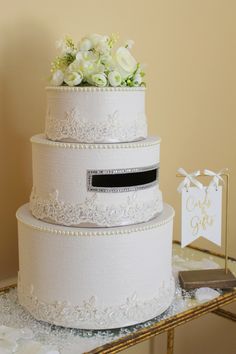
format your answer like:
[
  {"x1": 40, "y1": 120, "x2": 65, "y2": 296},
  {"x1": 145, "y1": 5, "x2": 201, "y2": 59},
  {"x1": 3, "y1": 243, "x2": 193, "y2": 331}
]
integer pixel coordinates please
[
  {"x1": 68, "y1": 60, "x2": 81, "y2": 72},
  {"x1": 114, "y1": 47, "x2": 137, "y2": 78},
  {"x1": 133, "y1": 74, "x2": 142, "y2": 86},
  {"x1": 95, "y1": 40, "x2": 110, "y2": 55},
  {"x1": 64, "y1": 71, "x2": 83, "y2": 86},
  {"x1": 89, "y1": 33, "x2": 109, "y2": 47},
  {"x1": 108, "y1": 71, "x2": 122, "y2": 87},
  {"x1": 82, "y1": 51, "x2": 99, "y2": 62},
  {"x1": 91, "y1": 73, "x2": 107, "y2": 87},
  {"x1": 76, "y1": 50, "x2": 99, "y2": 63},
  {"x1": 100, "y1": 53, "x2": 112, "y2": 65},
  {"x1": 79, "y1": 38, "x2": 92, "y2": 51},
  {"x1": 50, "y1": 70, "x2": 64, "y2": 86},
  {"x1": 80, "y1": 61, "x2": 96, "y2": 79}
]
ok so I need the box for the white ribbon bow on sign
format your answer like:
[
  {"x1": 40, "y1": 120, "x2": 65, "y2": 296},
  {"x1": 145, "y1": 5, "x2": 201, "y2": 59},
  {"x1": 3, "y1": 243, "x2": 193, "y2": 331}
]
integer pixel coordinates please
[
  {"x1": 203, "y1": 168, "x2": 228, "y2": 190},
  {"x1": 177, "y1": 168, "x2": 203, "y2": 193}
]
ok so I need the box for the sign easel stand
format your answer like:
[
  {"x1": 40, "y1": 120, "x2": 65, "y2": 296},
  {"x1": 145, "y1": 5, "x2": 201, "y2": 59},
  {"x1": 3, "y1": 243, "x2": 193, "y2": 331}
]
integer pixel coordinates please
[{"x1": 177, "y1": 172, "x2": 236, "y2": 290}]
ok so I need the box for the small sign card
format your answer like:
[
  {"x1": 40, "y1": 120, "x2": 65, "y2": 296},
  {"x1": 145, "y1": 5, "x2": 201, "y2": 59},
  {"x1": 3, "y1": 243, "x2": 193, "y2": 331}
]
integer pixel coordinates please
[{"x1": 181, "y1": 186, "x2": 222, "y2": 247}]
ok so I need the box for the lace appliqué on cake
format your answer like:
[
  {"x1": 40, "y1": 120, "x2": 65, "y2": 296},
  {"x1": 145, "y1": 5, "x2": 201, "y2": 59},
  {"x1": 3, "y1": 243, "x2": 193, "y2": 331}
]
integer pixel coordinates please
[
  {"x1": 30, "y1": 188, "x2": 163, "y2": 227},
  {"x1": 45, "y1": 108, "x2": 147, "y2": 143},
  {"x1": 17, "y1": 277, "x2": 175, "y2": 329}
]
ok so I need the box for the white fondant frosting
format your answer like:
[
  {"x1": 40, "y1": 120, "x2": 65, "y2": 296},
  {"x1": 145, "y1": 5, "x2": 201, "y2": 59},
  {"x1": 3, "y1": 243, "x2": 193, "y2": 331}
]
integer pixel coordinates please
[
  {"x1": 17, "y1": 85, "x2": 175, "y2": 329},
  {"x1": 17, "y1": 204, "x2": 175, "y2": 329},
  {"x1": 45, "y1": 86, "x2": 147, "y2": 143},
  {"x1": 30, "y1": 134, "x2": 162, "y2": 227}
]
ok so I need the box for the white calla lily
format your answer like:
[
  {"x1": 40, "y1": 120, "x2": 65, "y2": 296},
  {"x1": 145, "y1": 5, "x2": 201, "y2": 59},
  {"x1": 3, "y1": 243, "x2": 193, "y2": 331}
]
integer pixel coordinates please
[{"x1": 114, "y1": 47, "x2": 137, "y2": 78}]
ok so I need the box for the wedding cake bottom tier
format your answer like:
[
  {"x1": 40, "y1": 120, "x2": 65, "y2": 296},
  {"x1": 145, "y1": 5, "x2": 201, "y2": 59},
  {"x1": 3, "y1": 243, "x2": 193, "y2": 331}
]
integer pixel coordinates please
[{"x1": 17, "y1": 203, "x2": 175, "y2": 329}]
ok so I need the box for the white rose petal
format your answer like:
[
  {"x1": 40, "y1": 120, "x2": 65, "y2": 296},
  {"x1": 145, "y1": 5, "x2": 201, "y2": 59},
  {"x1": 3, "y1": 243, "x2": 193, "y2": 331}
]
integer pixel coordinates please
[
  {"x1": 95, "y1": 41, "x2": 110, "y2": 55},
  {"x1": 79, "y1": 38, "x2": 92, "y2": 51},
  {"x1": 76, "y1": 51, "x2": 83, "y2": 61},
  {"x1": 91, "y1": 73, "x2": 107, "y2": 87},
  {"x1": 50, "y1": 70, "x2": 64, "y2": 86},
  {"x1": 64, "y1": 71, "x2": 83, "y2": 86},
  {"x1": 114, "y1": 47, "x2": 137, "y2": 78},
  {"x1": 108, "y1": 71, "x2": 122, "y2": 87},
  {"x1": 89, "y1": 34, "x2": 109, "y2": 47},
  {"x1": 82, "y1": 51, "x2": 99, "y2": 62},
  {"x1": 68, "y1": 60, "x2": 82, "y2": 73},
  {"x1": 76, "y1": 51, "x2": 99, "y2": 65}
]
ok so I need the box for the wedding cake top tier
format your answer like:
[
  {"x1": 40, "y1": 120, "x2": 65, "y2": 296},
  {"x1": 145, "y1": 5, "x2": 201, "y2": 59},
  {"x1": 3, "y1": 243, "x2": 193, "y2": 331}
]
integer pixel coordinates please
[
  {"x1": 46, "y1": 34, "x2": 146, "y2": 143},
  {"x1": 45, "y1": 86, "x2": 147, "y2": 143}
]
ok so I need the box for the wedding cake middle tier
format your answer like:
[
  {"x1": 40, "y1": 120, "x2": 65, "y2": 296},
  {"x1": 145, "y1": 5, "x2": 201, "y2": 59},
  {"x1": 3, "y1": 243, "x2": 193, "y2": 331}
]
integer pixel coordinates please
[{"x1": 30, "y1": 134, "x2": 162, "y2": 228}]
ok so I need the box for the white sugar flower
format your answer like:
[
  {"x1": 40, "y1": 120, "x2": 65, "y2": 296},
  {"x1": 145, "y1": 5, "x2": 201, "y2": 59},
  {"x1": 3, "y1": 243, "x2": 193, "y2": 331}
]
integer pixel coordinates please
[
  {"x1": 133, "y1": 74, "x2": 142, "y2": 86},
  {"x1": 50, "y1": 70, "x2": 64, "y2": 86},
  {"x1": 91, "y1": 73, "x2": 107, "y2": 87},
  {"x1": 108, "y1": 71, "x2": 122, "y2": 87},
  {"x1": 64, "y1": 71, "x2": 83, "y2": 86},
  {"x1": 114, "y1": 47, "x2": 137, "y2": 78},
  {"x1": 79, "y1": 38, "x2": 92, "y2": 51},
  {"x1": 125, "y1": 39, "x2": 134, "y2": 49}
]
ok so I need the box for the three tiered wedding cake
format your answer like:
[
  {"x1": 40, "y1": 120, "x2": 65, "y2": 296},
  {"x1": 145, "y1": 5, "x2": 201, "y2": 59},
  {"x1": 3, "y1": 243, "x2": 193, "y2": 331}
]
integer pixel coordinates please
[{"x1": 16, "y1": 34, "x2": 175, "y2": 329}]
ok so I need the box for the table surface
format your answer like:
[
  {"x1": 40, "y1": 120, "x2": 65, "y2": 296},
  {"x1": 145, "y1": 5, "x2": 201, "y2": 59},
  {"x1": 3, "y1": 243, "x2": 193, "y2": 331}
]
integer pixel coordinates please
[{"x1": 1, "y1": 242, "x2": 236, "y2": 354}]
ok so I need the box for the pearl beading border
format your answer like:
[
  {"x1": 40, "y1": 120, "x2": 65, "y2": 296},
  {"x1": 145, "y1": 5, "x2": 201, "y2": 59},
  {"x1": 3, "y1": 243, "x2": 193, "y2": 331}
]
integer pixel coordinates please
[
  {"x1": 31, "y1": 134, "x2": 161, "y2": 150},
  {"x1": 46, "y1": 86, "x2": 146, "y2": 92},
  {"x1": 16, "y1": 207, "x2": 175, "y2": 237}
]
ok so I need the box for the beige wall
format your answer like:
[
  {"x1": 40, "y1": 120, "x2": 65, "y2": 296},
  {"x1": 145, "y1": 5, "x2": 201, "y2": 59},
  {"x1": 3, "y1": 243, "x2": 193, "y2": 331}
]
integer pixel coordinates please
[{"x1": 0, "y1": 0, "x2": 235, "y2": 353}]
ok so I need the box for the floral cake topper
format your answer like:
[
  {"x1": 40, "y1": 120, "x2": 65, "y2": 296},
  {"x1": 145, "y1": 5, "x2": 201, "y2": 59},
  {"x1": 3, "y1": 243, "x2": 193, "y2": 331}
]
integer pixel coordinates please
[{"x1": 49, "y1": 34, "x2": 145, "y2": 87}]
